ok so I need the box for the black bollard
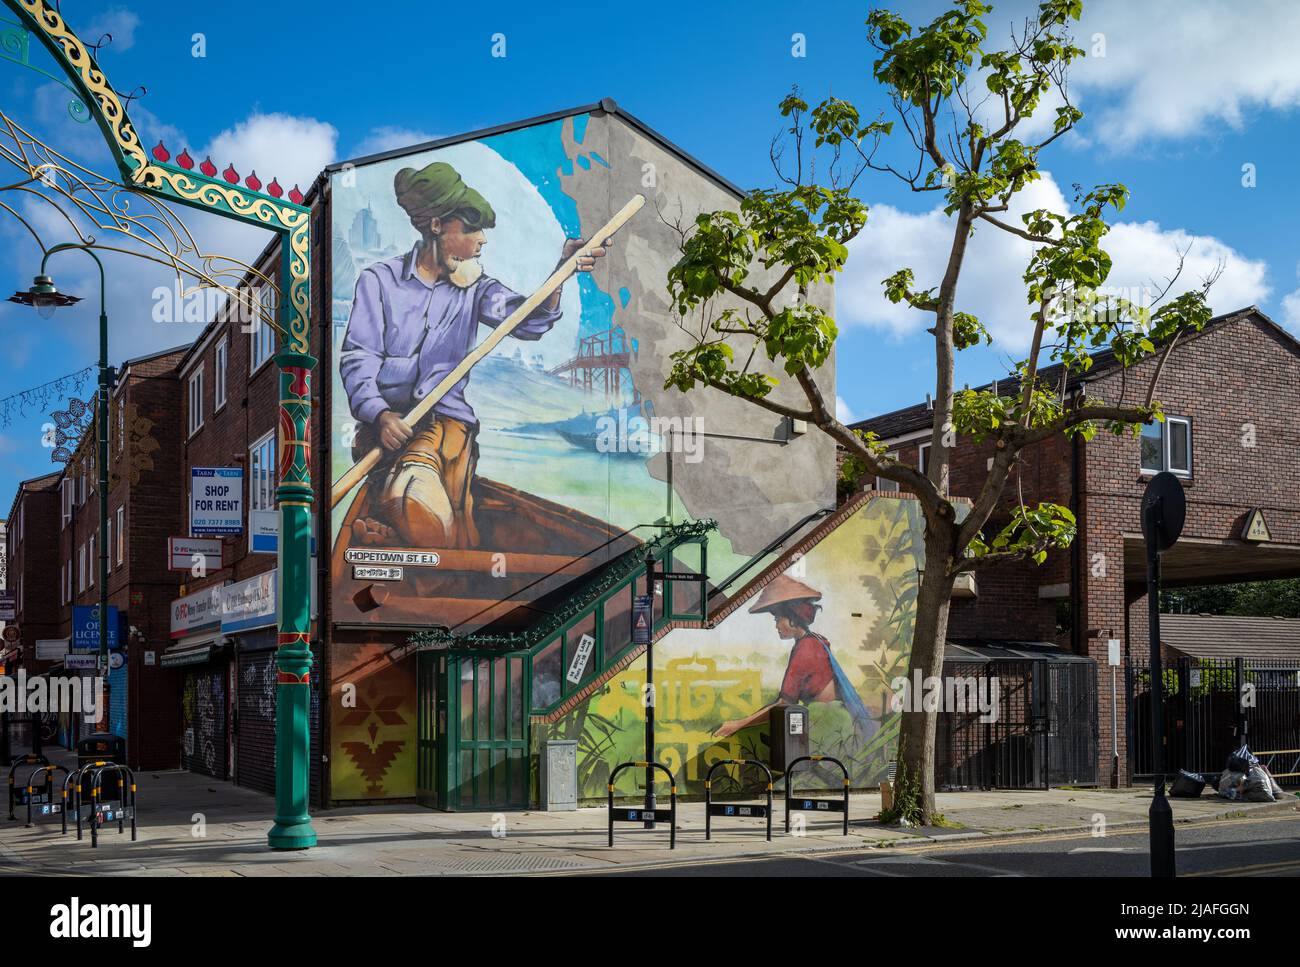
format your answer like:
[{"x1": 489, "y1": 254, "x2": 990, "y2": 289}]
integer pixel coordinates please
[{"x1": 1149, "y1": 775, "x2": 1176, "y2": 877}]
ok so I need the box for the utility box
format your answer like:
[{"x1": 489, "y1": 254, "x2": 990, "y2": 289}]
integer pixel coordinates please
[
  {"x1": 541, "y1": 740, "x2": 578, "y2": 811},
  {"x1": 769, "y1": 705, "x2": 810, "y2": 773}
]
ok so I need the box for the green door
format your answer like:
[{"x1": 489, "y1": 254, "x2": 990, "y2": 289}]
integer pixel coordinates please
[
  {"x1": 448, "y1": 654, "x2": 530, "y2": 810},
  {"x1": 416, "y1": 652, "x2": 443, "y2": 808}
]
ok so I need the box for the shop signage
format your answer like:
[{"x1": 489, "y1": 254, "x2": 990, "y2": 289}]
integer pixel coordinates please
[
  {"x1": 35, "y1": 639, "x2": 68, "y2": 661},
  {"x1": 64, "y1": 654, "x2": 99, "y2": 671},
  {"x1": 168, "y1": 536, "x2": 223, "y2": 572},
  {"x1": 565, "y1": 633, "x2": 595, "y2": 684},
  {"x1": 72, "y1": 605, "x2": 119, "y2": 652},
  {"x1": 220, "y1": 565, "x2": 318, "y2": 634},
  {"x1": 0, "y1": 590, "x2": 15, "y2": 622},
  {"x1": 353, "y1": 565, "x2": 403, "y2": 581},
  {"x1": 250, "y1": 509, "x2": 318, "y2": 555},
  {"x1": 190, "y1": 467, "x2": 244, "y2": 535},
  {"x1": 144, "y1": 651, "x2": 156, "y2": 666},
  {"x1": 170, "y1": 584, "x2": 223, "y2": 638},
  {"x1": 221, "y1": 571, "x2": 276, "y2": 633}
]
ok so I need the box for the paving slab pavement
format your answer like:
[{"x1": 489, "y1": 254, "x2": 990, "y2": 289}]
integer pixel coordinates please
[{"x1": 1, "y1": 755, "x2": 1294, "y2": 875}]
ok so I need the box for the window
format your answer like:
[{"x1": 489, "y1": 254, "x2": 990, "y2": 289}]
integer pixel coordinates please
[
  {"x1": 115, "y1": 398, "x2": 124, "y2": 455},
  {"x1": 919, "y1": 442, "x2": 931, "y2": 476},
  {"x1": 106, "y1": 515, "x2": 112, "y2": 574},
  {"x1": 77, "y1": 544, "x2": 85, "y2": 594},
  {"x1": 59, "y1": 562, "x2": 65, "y2": 605},
  {"x1": 1140, "y1": 416, "x2": 1192, "y2": 477},
  {"x1": 116, "y1": 506, "x2": 124, "y2": 565},
  {"x1": 188, "y1": 368, "x2": 204, "y2": 436},
  {"x1": 249, "y1": 432, "x2": 277, "y2": 513},
  {"x1": 214, "y1": 335, "x2": 228, "y2": 410},
  {"x1": 65, "y1": 561, "x2": 71, "y2": 603},
  {"x1": 250, "y1": 286, "x2": 276, "y2": 373},
  {"x1": 87, "y1": 534, "x2": 94, "y2": 588},
  {"x1": 61, "y1": 479, "x2": 72, "y2": 527},
  {"x1": 876, "y1": 451, "x2": 900, "y2": 492}
]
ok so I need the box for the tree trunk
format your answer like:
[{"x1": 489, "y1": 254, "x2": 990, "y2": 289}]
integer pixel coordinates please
[{"x1": 895, "y1": 518, "x2": 957, "y2": 825}]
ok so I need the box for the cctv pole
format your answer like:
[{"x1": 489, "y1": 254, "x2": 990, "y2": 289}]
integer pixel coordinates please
[
  {"x1": 643, "y1": 549, "x2": 656, "y2": 829},
  {"x1": 1145, "y1": 497, "x2": 1175, "y2": 878}
]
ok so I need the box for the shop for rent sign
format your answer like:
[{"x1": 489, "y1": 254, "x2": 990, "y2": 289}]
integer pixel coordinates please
[{"x1": 190, "y1": 467, "x2": 244, "y2": 535}]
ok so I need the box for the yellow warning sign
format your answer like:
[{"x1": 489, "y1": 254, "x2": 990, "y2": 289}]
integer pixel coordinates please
[{"x1": 1243, "y1": 509, "x2": 1271, "y2": 543}]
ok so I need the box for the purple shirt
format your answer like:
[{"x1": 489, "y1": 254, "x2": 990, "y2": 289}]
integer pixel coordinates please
[{"x1": 340, "y1": 243, "x2": 562, "y2": 427}]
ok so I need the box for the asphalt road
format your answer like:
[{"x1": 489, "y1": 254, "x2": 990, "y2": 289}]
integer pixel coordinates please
[{"x1": 590, "y1": 813, "x2": 1300, "y2": 876}]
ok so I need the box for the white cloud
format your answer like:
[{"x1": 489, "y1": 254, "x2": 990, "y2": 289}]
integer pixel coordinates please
[
  {"x1": 835, "y1": 395, "x2": 856, "y2": 423},
  {"x1": 350, "y1": 126, "x2": 439, "y2": 160},
  {"x1": 1281, "y1": 284, "x2": 1300, "y2": 333},
  {"x1": 838, "y1": 171, "x2": 1270, "y2": 353},
  {"x1": 1066, "y1": 0, "x2": 1300, "y2": 149},
  {"x1": 2, "y1": 110, "x2": 339, "y2": 364},
  {"x1": 83, "y1": 8, "x2": 140, "y2": 53}
]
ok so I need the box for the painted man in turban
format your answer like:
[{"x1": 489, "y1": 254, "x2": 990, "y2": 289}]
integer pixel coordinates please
[{"x1": 340, "y1": 160, "x2": 609, "y2": 548}]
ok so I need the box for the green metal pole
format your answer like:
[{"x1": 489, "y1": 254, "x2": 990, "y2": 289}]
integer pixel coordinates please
[
  {"x1": 40, "y1": 245, "x2": 111, "y2": 729},
  {"x1": 267, "y1": 335, "x2": 317, "y2": 850}
]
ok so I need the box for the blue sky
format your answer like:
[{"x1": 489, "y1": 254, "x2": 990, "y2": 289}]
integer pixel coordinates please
[{"x1": 2, "y1": 0, "x2": 1298, "y2": 506}]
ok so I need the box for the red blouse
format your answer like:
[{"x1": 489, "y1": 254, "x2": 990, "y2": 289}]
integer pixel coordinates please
[{"x1": 779, "y1": 633, "x2": 834, "y2": 704}]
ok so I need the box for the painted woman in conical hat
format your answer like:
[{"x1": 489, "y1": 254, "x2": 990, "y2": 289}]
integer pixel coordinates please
[{"x1": 714, "y1": 574, "x2": 877, "y2": 743}]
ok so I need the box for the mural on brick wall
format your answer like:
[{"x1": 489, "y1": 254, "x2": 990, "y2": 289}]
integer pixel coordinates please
[
  {"x1": 534, "y1": 495, "x2": 926, "y2": 800},
  {"x1": 329, "y1": 643, "x2": 416, "y2": 799},
  {"x1": 328, "y1": 113, "x2": 833, "y2": 636}
]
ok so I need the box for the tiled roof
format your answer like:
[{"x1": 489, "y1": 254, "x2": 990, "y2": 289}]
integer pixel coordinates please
[
  {"x1": 851, "y1": 306, "x2": 1278, "y2": 442},
  {"x1": 1159, "y1": 613, "x2": 1300, "y2": 662}
]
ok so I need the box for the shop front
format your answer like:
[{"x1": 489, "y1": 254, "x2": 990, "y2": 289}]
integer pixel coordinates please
[
  {"x1": 222, "y1": 568, "x2": 321, "y2": 803},
  {"x1": 165, "y1": 585, "x2": 230, "y2": 780}
]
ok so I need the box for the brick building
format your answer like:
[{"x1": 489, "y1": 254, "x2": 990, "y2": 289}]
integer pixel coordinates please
[
  {"x1": 45, "y1": 346, "x2": 189, "y2": 765},
  {"x1": 165, "y1": 233, "x2": 325, "y2": 804},
  {"x1": 4, "y1": 472, "x2": 61, "y2": 669},
  {"x1": 852, "y1": 307, "x2": 1300, "y2": 784}
]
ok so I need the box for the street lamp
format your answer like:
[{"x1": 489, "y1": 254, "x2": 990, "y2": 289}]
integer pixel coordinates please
[{"x1": 10, "y1": 244, "x2": 113, "y2": 732}]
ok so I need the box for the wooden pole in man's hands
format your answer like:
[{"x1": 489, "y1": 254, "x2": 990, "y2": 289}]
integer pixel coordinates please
[{"x1": 330, "y1": 193, "x2": 646, "y2": 509}]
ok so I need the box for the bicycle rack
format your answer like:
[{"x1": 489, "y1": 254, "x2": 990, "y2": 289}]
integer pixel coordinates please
[
  {"x1": 21, "y1": 763, "x2": 69, "y2": 827},
  {"x1": 784, "y1": 754, "x2": 850, "y2": 835},
  {"x1": 607, "y1": 760, "x2": 676, "y2": 849},
  {"x1": 7, "y1": 753, "x2": 49, "y2": 820},
  {"x1": 704, "y1": 758, "x2": 773, "y2": 841}
]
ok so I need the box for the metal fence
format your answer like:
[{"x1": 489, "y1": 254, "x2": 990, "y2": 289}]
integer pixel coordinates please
[
  {"x1": 1128, "y1": 656, "x2": 1300, "y2": 785},
  {"x1": 937, "y1": 658, "x2": 1098, "y2": 790}
]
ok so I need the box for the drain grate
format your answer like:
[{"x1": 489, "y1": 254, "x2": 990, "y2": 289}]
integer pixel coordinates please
[{"x1": 443, "y1": 853, "x2": 589, "y2": 874}]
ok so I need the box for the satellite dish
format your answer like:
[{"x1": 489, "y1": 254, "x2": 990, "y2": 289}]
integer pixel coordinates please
[{"x1": 1142, "y1": 471, "x2": 1186, "y2": 552}]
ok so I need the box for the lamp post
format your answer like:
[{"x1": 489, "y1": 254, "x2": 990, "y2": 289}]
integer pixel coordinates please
[{"x1": 11, "y1": 244, "x2": 113, "y2": 727}]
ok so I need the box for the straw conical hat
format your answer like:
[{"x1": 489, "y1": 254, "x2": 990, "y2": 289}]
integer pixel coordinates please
[{"x1": 749, "y1": 574, "x2": 822, "y2": 614}]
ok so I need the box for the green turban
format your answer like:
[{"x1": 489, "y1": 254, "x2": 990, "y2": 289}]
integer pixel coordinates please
[{"x1": 393, "y1": 161, "x2": 496, "y2": 234}]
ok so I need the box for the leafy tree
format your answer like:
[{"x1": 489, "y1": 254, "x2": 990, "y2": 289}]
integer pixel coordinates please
[
  {"x1": 1163, "y1": 581, "x2": 1300, "y2": 618},
  {"x1": 664, "y1": 0, "x2": 1215, "y2": 824}
]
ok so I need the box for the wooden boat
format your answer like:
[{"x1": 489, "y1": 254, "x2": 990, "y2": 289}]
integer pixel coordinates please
[{"x1": 331, "y1": 475, "x2": 642, "y2": 633}]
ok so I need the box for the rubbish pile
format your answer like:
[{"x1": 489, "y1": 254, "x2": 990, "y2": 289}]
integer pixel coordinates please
[{"x1": 1167, "y1": 746, "x2": 1291, "y2": 801}]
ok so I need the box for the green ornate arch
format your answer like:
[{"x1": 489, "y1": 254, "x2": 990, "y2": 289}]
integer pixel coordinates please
[{"x1": 4, "y1": 0, "x2": 318, "y2": 849}]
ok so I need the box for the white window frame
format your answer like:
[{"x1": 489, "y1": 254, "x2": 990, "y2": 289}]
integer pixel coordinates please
[
  {"x1": 61, "y1": 480, "x2": 72, "y2": 527},
  {"x1": 249, "y1": 286, "x2": 276, "y2": 374},
  {"x1": 188, "y1": 367, "x2": 204, "y2": 437},
  {"x1": 116, "y1": 506, "x2": 125, "y2": 566},
  {"x1": 1139, "y1": 415, "x2": 1193, "y2": 478},
  {"x1": 919, "y1": 442, "x2": 931, "y2": 476},
  {"x1": 214, "y1": 335, "x2": 228, "y2": 411},
  {"x1": 247, "y1": 431, "x2": 277, "y2": 554},
  {"x1": 87, "y1": 533, "x2": 94, "y2": 588},
  {"x1": 106, "y1": 514, "x2": 112, "y2": 574},
  {"x1": 77, "y1": 544, "x2": 85, "y2": 594}
]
